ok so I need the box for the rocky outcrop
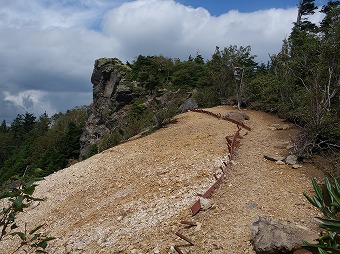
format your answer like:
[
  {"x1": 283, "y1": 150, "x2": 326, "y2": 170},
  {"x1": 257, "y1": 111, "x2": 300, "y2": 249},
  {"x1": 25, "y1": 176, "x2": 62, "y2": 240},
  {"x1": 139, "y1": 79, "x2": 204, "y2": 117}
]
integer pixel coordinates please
[
  {"x1": 90, "y1": 58, "x2": 144, "y2": 111},
  {"x1": 80, "y1": 58, "x2": 190, "y2": 158},
  {"x1": 80, "y1": 58, "x2": 136, "y2": 158}
]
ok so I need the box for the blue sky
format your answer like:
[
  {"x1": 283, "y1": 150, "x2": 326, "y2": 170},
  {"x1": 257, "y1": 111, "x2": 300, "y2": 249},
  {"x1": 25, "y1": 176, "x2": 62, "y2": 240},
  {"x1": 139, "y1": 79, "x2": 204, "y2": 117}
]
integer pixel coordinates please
[
  {"x1": 0, "y1": 0, "x2": 327, "y2": 123},
  {"x1": 178, "y1": 0, "x2": 299, "y2": 15},
  {"x1": 176, "y1": 0, "x2": 327, "y2": 15}
]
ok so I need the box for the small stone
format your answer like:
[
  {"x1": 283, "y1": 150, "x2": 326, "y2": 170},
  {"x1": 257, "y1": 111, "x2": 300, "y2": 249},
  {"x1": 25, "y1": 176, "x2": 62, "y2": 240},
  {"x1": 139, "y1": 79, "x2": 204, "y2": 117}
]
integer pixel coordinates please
[
  {"x1": 73, "y1": 240, "x2": 87, "y2": 250},
  {"x1": 269, "y1": 123, "x2": 291, "y2": 130},
  {"x1": 213, "y1": 243, "x2": 222, "y2": 250},
  {"x1": 246, "y1": 202, "x2": 258, "y2": 209},
  {"x1": 200, "y1": 197, "x2": 212, "y2": 211},
  {"x1": 264, "y1": 154, "x2": 286, "y2": 162},
  {"x1": 292, "y1": 164, "x2": 302, "y2": 169},
  {"x1": 285, "y1": 155, "x2": 298, "y2": 165},
  {"x1": 153, "y1": 247, "x2": 160, "y2": 254},
  {"x1": 277, "y1": 125, "x2": 290, "y2": 130},
  {"x1": 65, "y1": 244, "x2": 73, "y2": 253},
  {"x1": 195, "y1": 222, "x2": 202, "y2": 232},
  {"x1": 275, "y1": 160, "x2": 285, "y2": 165},
  {"x1": 168, "y1": 246, "x2": 176, "y2": 254}
]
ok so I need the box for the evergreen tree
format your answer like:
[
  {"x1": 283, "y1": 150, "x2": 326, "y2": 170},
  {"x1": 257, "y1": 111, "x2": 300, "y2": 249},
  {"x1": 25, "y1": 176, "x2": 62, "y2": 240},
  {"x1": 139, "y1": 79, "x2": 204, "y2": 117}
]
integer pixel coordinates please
[
  {"x1": 320, "y1": 0, "x2": 340, "y2": 31},
  {"x1": 194, "y1": 54, "x2": 205, "y2": 65},
  {"x1": 0, "y1": 107, "x2": 86, "y2": 185},
  {"x1": 254, "y1": 0, "x2": 340, "y2": 156},
  {"x1": 171, "y1": 59, "x2": 209, "y2": 89},
  {"x1": 207, "y1": 45, "x2": 257, "y2": 104},
  {"x1": 296, "y1": 0, "x2": 318, "y2": 31},
  {"x1": 0, "y1": 120, "x2": 7, "y2": 133},
  {"x1": 34, "y1": 112, "x2": 50, "y2": 136}
]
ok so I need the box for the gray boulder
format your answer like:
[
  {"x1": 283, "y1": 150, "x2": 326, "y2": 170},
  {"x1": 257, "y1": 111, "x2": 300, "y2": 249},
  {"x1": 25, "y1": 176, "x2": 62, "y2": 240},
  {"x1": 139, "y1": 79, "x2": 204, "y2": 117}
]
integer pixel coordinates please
[
  {"x1": 225, "y1": 111, "x2": 250, "y2": 122},
  {"x1": 179, "y1": 97, "x2": 198, "y2": 112},
  {"x1": 251, "y1": 216, "x2": 316, "y2": 254}
]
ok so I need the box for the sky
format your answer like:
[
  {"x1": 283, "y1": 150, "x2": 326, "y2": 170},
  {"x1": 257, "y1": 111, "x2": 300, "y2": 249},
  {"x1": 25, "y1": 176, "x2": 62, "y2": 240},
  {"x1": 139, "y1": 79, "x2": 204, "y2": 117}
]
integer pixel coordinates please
[{"x1": 0, "y1": 0, "x2": 328, "y2": 124}]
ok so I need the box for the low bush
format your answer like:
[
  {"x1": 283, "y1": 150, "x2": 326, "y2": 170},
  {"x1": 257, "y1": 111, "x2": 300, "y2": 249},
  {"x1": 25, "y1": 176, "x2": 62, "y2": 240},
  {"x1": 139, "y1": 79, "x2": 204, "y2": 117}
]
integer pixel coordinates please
[
  {"x1": 303, "y1": 178, "x2": 340, "y2": 253},
  {"x1": 0, "y1": 177, "x2": 55, "y2": 253}
]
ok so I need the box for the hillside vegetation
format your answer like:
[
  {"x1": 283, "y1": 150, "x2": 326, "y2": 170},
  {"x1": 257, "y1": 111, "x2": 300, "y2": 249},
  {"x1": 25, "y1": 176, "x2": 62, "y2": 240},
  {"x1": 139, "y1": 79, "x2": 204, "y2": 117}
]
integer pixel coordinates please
[{"x1": 0, "y1": 0, "x2": 339, "y2": 185}]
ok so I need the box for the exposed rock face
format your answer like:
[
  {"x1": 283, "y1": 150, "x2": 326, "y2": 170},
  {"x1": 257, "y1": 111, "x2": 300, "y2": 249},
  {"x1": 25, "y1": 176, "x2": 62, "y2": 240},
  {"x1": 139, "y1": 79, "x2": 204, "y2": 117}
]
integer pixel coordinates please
[
  {"x1": 80, "y1": 58, "x2": 190, "y2": 158},
  {"x1": 91, "y1": 58, "x2": 144, "y2": 112},
  {"x1": 251, "y1": 216, "x2": 316, "y2": 254},
  {"x1": 80, "y1": 58, "x2": 135, "y2": 158}
]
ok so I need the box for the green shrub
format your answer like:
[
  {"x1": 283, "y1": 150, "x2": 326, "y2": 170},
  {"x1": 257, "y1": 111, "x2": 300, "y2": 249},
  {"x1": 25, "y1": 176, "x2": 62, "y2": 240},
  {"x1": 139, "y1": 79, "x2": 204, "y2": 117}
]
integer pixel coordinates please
[
  {"x1": 194, "y1": 87, "x2": 220, "y2": 108},
  {"x1": 303, "y1": 178, "x2": 340, "y2": 253},
  {"x1": 154, "y1": 105, "x2": 179, "y2": 127},
  {"x1": 98, "y1": 129, "x2": 123, "y2": 152},
  {"x1": 124, "y1": 102, "x2": 154, "y2": 138},
  {"x1": 0, "y1": 177, "x2": 55, "y2": 253},
  {"x1": 85, "y1": 144, "x2": 99, "y2": 159}
]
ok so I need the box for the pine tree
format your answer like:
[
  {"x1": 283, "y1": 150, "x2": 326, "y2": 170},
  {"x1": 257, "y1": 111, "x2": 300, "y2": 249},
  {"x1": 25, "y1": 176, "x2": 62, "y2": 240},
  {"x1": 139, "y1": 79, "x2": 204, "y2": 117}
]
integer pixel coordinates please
[
  {"x1": 0, "y1": 120, "x2": 7, "y2": 133},
  {"x1": 296, "y1": 0, "x2": 318, "y2": 31}
]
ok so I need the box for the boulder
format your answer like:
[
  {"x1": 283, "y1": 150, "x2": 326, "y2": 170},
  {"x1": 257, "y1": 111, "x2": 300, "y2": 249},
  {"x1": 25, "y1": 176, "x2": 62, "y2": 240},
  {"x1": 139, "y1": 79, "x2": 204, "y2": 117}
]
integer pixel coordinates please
[
  {"x1": 251, "y1": 216, "x2": 316, "y2": 254},
  {"x1": 179, "y1": 97, "x2": 198, "y2": 112},
  {"x1": 225, "y1": 111, "x2": 250, "y2": 122}
]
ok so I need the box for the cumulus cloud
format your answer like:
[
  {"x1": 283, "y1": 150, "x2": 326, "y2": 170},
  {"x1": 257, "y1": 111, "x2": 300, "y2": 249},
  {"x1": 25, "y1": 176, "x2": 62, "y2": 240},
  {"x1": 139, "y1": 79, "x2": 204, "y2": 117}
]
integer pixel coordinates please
[
  {"x1": 0, "y1": 0, "x2": 324, "y2": 123},
  {"x1": 102, "y1": 0, "x2": 212, "y2": 58},
  {"x1": 102, "y1": 1, "x2": 298, "y2": 61},
  {"x1": 3, "y1": 90, "x2": 55, "y2": 117}
]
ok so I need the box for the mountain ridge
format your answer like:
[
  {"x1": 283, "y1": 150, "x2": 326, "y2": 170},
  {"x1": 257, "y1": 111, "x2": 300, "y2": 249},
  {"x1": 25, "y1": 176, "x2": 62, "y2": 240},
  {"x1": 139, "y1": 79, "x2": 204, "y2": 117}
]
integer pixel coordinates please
[{"x1": 0, "y1": 105, "x2": 323, "y2": 253}]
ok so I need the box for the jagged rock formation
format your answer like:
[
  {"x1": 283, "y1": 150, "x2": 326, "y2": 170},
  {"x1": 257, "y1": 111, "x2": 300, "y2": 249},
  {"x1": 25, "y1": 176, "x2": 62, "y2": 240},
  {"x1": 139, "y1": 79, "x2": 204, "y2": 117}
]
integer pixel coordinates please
[
  {"x1": 80, "y1": 58, "x2": 134, "y2": 158},
  {"x1": 80, "y1": 58, "x2": 197, "y2": 158},
  {"x1": 91, "y1": 58, "x2": 140, "y2": 111}
]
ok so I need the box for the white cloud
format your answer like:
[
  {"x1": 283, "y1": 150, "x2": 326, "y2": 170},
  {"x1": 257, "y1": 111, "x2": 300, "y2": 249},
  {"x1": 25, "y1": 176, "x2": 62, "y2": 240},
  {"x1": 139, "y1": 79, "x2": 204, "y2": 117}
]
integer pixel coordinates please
[
  {"x1": 3, "y1": 90, "x2": 56, "y2": 116},
  {"x1": 0, "y1": 0, "x2": 126, "y2": 29},
  {"x1": 101, "y1": 1, "x2": 299, "y2": 62},
  {"x1": 0, "y1": 0, "x2": 326, "y2": 122}
]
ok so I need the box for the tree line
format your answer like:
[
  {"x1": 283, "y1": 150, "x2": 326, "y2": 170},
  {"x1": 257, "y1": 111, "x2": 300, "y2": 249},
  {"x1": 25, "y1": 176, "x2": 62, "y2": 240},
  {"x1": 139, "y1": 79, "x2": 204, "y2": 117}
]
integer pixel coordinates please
[
  {"x1": 1, "y1": 0, "x2": 339, "y2": 186},
  {"x1": 248, "y1": 0, "x2": 340, "y2": 157},
  {"x1": 0, "y1": 108, "x2": 86, "y2": 188}
]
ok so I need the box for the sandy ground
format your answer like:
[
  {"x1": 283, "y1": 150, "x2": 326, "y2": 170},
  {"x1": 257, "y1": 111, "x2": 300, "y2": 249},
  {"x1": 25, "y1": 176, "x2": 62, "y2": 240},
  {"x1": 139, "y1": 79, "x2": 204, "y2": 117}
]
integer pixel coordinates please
[{"x1": 0, "y1": 106, "x2": 323, "y2": 254}]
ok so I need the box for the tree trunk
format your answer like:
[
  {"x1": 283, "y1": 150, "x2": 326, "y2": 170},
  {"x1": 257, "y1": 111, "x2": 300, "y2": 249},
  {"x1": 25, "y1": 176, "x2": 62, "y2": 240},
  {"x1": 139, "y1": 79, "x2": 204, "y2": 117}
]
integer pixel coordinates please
[{"x1": 296, "y1": 0, "x2": 303, "y2": 27}]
